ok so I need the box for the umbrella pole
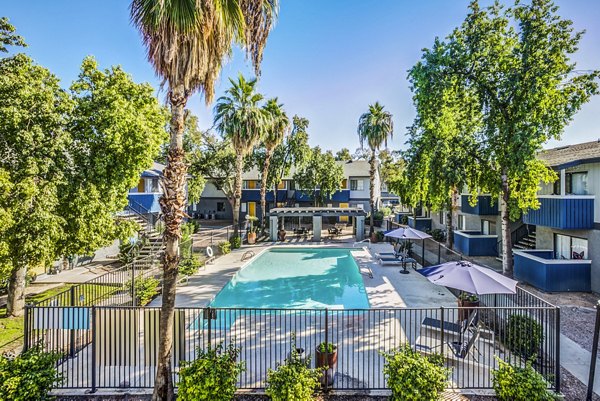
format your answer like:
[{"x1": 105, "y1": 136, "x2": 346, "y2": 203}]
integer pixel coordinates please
[{"x1": 421, "y1": 239, "x2": 425, "y2": 267}]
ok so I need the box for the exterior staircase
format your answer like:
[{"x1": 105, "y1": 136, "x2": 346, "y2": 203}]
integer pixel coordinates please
[
  {"x1": 512, "y1": 228, "x2": 536, "y2": 250},
  {"x1": 119, "y1": 202, "x2": 164, "y2": 267}
]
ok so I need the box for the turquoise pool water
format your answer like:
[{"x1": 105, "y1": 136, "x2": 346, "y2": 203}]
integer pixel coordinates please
[{"x1": 210, "y1": 248, "x2": 370, "y2": 309}]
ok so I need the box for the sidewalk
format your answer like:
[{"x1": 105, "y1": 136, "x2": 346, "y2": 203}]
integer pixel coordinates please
[{"x1": 562, "y1": 333, "x2": 600, "y2": 397}]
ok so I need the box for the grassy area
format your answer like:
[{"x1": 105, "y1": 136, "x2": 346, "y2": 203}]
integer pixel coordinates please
[{"x1": 0, "y1": 283, "x2": 124, "y2": 352}]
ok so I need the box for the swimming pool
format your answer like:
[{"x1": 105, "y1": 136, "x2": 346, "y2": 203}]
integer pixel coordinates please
[{"x1": 210, "y1": 248, "x2": 370, "y2": 309}]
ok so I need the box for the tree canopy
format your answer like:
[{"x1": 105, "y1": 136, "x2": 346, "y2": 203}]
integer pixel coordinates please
[{"x1": 294, "y1": 147, "x2": 344, "y2": 206}]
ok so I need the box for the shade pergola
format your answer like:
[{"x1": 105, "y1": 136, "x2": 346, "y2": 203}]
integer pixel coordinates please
[{"x1": 268, "y1": 207, "x2": 367, "y2": 241}]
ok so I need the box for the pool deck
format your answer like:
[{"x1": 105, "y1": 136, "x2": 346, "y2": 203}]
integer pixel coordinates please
[{"x1": 150, "y1": 240, "x2": 456, "y2": 309}]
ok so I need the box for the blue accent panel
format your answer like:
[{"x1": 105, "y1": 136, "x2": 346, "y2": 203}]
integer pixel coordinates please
[
  {"x1": 514, "y1": 250, "x2": 591, "y2": 292},
  {"x1": 408, "y1": 217, "x2": 431, "y2": 231},
  {"x1": 241, "y1": 190, "x2": 287, "y2": 202},
  {"x1": 128, "y1": 193, "x2": 161, "y2": 213},
  {"x1": 453, "y1": 231, "x2": 498, "y2": 256},
  {"x1": 460, "y1": 195, "x2": 499, "y2": 215},
  {"x1": 294, "y1": 190, "x2": 350, "y2": 202},
  {"x1": 523, "y1": 197, "x2": 594, "y2": 229},
  {"x1": 62, "y1": 308, "x2": 90, "y2": 330}
]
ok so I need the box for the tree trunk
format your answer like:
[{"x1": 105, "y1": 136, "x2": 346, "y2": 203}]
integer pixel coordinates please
[
  {"x1": 445, "y1": 188, "x2": 458, "y2": 249},
  {"x1": 369, "y1": 151, "x2": 376, "y2": 235},
  {"x1": 260, "y1": 150, "x2": 272, "y2": 232},
  {"x1": 233, "y1": 152, "x2": 244, "y2": 237},
  {"x1": 7, "y1": 265, "x2": 26, "y2": 317},
  {"x1": 152, "y1": 85, "x2": 188, "y2": 401},
  {"x1": 500, "y1": 173, "x2": 513, "y2": 275}
]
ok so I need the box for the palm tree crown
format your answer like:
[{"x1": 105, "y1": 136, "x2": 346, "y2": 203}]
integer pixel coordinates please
[
  {"x1": 263, "y1": 98, "x2": 290, "y2": 151},
  {"x1": 214, "y1": 74, "x2": 268, "y2": 153},
  {"x1": 357, "y1": 102, "x2": 394, "y2": 151},
  {"x1": 130, "y1": 0, "x2": 277, "y2": 103}
]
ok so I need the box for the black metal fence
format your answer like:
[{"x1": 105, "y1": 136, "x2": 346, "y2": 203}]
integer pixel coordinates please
[{"x1": 24, "y1": 300, "x2": 559, "y2": 392}]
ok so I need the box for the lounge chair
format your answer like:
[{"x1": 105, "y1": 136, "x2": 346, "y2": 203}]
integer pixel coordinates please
[{"x1": 378, "y1": 255, "x2": 417, "y2": 269}]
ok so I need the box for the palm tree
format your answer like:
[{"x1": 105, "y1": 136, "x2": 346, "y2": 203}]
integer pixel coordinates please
[
  {"x1": 357, "y1": 102, "x2": 394, "y2": 236},
  {"x1": 130, "y1": 1, "x2": 277, "y2": 399},
  {"x1": 214, "y1": 75, "x2": 268, "y2": 237},
  {"x1": 260, "y1": 98, "x2": 290, "y2": 228}
]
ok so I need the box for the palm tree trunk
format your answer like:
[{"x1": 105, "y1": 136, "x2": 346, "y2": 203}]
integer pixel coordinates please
[
  {"x1": 500, "y1": 172, "x2": 513, "y2": 275},
  {"x1": 260, "y1": 150, "x2": 272, "y2": 231},
  {"x1": 369, "y1": 151, "x2": 376, "y2": 236},
  {"x1": 153, "y1": 85, "x2": 188, "y2": 401},
  {"x1": 233, "y1": 152, "x2": 244, "y2": 237},
  {"x1": 6, "y1": 264, "x2": 26, "y2": 317}
]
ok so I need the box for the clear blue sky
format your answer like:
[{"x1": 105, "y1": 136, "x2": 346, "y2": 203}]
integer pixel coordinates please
[{"x1": 4, "y1": 0, "x2": 600, "y2": 152}]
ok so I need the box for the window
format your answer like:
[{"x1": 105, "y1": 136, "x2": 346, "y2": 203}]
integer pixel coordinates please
[
  {"x1": 555, "y1": 234, "x2": 588, "y2": 259},
  {"x1": 241, "y1": 203, "x2": 247, "y2": 212},
  {"x1": 350, "y1": 179, "x2": 364, "y2": 191},
  {"x1": 381, "y1": 183, "x2": 388, "y2": 192},
  {"x1": 216, "y1": 202, "x2": 225, "y2": 212},
  {"x1": 481, "y1": 220, "x2": 496, "y2": 235},
  {"x1": 458, "y1": 215, "x2": 466, "y2": 230},
  {"x1": 150, "y1": 178, "x2": 160, "y2": 193},
  {"x1": 439, "y1": 212, "x2": 446, "y2": 226},
  {"x1": 243, "y1": 180, "x2": 259, "y2": 189},
  {"x1": 568, "y1": 172, "x2": 588, "y2": 195}
]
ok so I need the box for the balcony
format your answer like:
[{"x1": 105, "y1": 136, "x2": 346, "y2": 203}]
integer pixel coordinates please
[
  {"x1": 453, "y1": 230, "x2": 498, "y2": 257},
  {"x1": 460, "y1": 195, "x2": 499, "y2": 215},
  {"x1": 127, "y1": 193, "x2": 161, "y2": 214},
  {"x1": 294, "y1": 190, "x2": 350, "y2": 202},
  {"x1": 408, "y1": 216, "x2": 431, "y2": 231},
  {"x1": 522, "y1": 195, "x2": 595, "y2": 229},
  {"x1": 514, "y1": 250, "x2": 591, "y2": 292},
  {"x1": 241, "y1": 190, "x2": 287, "y2": 202}
]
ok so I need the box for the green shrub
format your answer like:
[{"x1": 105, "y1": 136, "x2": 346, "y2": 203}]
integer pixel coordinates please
[
  {"x1": 126, "y1": 276, "x2": 159, "y2": 306},
  {"x1": 0, "y1": 346, "x2": 63, "y2": 401},
  {"x1": 382, "y1": 345, "x2": 449, "y2": 401},
  {"x1": 266, "y1": 337, "x2": 322, "y2": 401},
  {"x1": 506, "y1": 314, "x2": 543, "y2": 360},
  {"x1": 229, "y1": 235, "x2": 241, "y2": 249},
  {"x1": 427, "y1": 228, "x2": 447, "y2": 243},
  {"x1": 218, "y1": 241, "x2": 231, "y2": 255},
  {"x1": 375, "y1": 231, "x2": 385, "y2": 241},
  {"x1": 178, "y1": 343, "x2": 245, "y2": 401},
  {"x1": 399, "y1": 214, "x2": 409, "y2": 225},
  {"x1": 372, "y1": 210, "x2": 385, "y2": 221},
  {"x1": 380, "y1": 207, "x2": 392, "y2": 217},
  {"x1": 492, "y1": 358, "x2": 556, "y2": 401},
  {"x1": 179, "y1": 257, "x2": 202, "y2": 277},
  {"x1": 317, "y1": 342, "x2": 335, "y2": 353}
]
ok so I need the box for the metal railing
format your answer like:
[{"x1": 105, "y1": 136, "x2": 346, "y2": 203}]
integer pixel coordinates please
[{"x1": 24, "y1": 303, "x2": 559, "y2": 393}]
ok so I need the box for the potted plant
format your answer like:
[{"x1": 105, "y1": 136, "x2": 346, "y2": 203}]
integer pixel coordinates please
[
  {"x1": 458, "y1": 292, "x2": 480, "y2": 321},
  {"x1": 246, "y1": 215, "x2": 259, "y2": 244},
  {"x1": 315, "y1": 342, "x2": 337, "y2": 386}
]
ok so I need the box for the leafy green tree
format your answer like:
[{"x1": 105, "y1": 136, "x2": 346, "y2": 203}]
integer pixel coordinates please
[
  {"x1": 294, "y1": 147, "x2": 344, "y2": 206},
  {"x1": 214, "y1": 75, "x2": 269, "y2": 235},
  {"x1": 0, "y1": 17, "x2": 25, "y2": 52},
  {"x1": 59, "y1": 56, "x2": 167, "y2": 259},
  {"x1": 335, "y1": 148, "x2": 352, "y2": 161},
  {"x1": 403, "y1": 51, "x2": 481, "y2": 249},
  {"x1": 357, "y1": 102, "x2": 394, "y2": 235},
  {"x1": 130, "y1": 0, "x2": 277, "y2": 397},
  {"x1": 408, "y1": 0, "x2": 599, "y2": 272},
  {"x1": 0, "y1": 46, "x2": 71, "y2": 317},
  {"x1": 259, "y1": 98, "x2": 290, "y2": 227}
]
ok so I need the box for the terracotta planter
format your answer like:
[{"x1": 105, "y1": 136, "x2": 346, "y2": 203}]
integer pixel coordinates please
[
  {"x1": 247, "y1": 232, "x2": 256, "y2": 244},
  {"x1": 370, "y1": 233, "x2": 379, "y2": 243},
  {"x1": 315, "y1": 346, "x2": 338, "y2": 369},
  {"x1": 458, "y1": 298, "x2": 480, "y2": 322}
]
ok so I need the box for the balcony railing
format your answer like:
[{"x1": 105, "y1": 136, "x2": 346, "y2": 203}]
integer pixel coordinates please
[
  {"x1": 127, "y1": 193, "x2": 161, "y2": 214},
  {"x1": 453, "y1": 230, "x2": 498, "y2": 257},
  {"x1": 514, "y1": 249, "x2": 591, "y2": 292},
  {"x1": 522, "y1": 195, "x2": 595, "y2": 229},
  {"x1": 460, "y1": 195, "x2": 499, "y2": 215},
  {"x1": 407, "y1": 216, "x2": 432, "y2": 231}
]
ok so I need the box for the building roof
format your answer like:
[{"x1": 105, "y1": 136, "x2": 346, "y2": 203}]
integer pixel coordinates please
[
  {"x1": 141, "y1": 162, "x2": 166, "y2": 178},
  {"x1": 538, "y1": 140, "x2": 600, "y2": 169},
  {"x1": 242, "y1": 160, "x2": 372, "y2": 180},
  {"x1": 269, "y1": 206, "x2": 367, "y2": 217}
]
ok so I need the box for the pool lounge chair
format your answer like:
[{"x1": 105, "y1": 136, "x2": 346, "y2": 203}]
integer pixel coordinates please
[{"x1": 378, "y1": 255, "x2": 417, "y2": 269}]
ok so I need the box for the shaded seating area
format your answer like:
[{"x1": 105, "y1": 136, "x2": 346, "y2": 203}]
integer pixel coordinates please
[{"x1": 268, "y1": 207, "x2": 367, "y2": 242}]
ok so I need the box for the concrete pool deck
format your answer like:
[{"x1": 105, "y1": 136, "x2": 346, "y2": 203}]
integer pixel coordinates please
[{"x1": 150, "y1": 240, "x2": 457, "y2": 309}]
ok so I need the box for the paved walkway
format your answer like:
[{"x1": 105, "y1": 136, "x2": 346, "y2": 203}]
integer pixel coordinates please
[{"x1": 562, "y1": 333, "x2": 600, "y2": 396}]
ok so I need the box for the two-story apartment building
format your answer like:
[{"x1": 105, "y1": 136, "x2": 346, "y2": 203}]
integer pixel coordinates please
[
  {"x1": 515, "y1": 141, "x2": 598, "y2": 292},
  {"x1": 127, "y1": 162, "x2": 164, "y2": 219},
  {"x1": 189, "y1": 160, "x2": 380, "y2": 223}
]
